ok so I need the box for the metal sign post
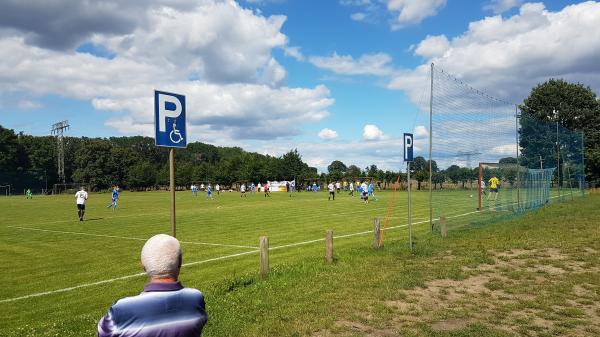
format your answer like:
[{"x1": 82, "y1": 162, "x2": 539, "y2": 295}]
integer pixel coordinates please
[
  {"x1": 154, "y1": 90, "x2": 187, "y2": 238},
  {"x1": 404, "y1": 133, "x2": 414, "y2": 251}
]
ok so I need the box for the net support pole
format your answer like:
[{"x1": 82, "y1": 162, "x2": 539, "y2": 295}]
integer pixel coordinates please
[
  {"x1": 581, "y1": 131, "x2": 585, "y2": 195},
  {"x1": 478, "y1": 163, "x2": 483, "y2": 211},
  {"x1": 515, "y1": 105, "x2": 520, "y2": 210},
  {"x1": 556, "y1": 118, "x2": 560, "y2": 199},
  {"x1": 428, "y1": 62, "x2": 434, "y2": 232},
  {"x1": 169, "y1": 148, "x2": 176, "y2": 238}
]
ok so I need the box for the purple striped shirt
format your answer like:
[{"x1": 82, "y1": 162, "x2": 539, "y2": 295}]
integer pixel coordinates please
[{"x1": 98, "y1": 282, "x2": 208, "y2": 337}]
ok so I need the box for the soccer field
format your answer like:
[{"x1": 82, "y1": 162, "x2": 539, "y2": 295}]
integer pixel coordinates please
[{"x1": 0, "y1": 188, "x2": 572, "y2": 336}]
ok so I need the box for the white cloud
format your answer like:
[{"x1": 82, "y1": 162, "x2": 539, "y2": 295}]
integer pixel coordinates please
[
  {"x1": 363, "y1": 124, "x2": 384, "y2": 140},
  {"x1": 484, "y1": 0, "x2": 523, "y2": 14},
  {"x1": 17, "y1": 100, "x2": 43, "y2": 110},
  {"x1": 0, "y1": 1, "x2": 334, "y2": 142},
  {"x1": 386, "y1": 0, "x2": 447, "y2": 30},
  {"x1": 389, "y1": 2, "x2": 600, "y2": 105},
  {"x1": 282, "y1": 45, "x2": 305, "y2": 61},
  {"x1": 492, "y1": 144, "x2": 516, "y2": 155},
  {"x1": 342, "y1": 0, "x2": 445, "y2": 29},
  {"x1": 414, "y1": 125, "x2": 428, "y2": 138},
  {"x1": 318, "y1": 128, "x2": 339, "y2": 140},
  {"x1": 351, "y1": 12, "x2": 367, "y2": 21},
  {"x1": 414, "y1": 35, "x2": 450, "y2": 58},
  {"x1": 95, "y1": 3, "x2": 289, "y2": 86},
  {"x1": 309, "y1": 52, "x2": 394, "y2": 76}
]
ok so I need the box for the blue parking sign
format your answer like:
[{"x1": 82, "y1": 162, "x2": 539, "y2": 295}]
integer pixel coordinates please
[
  {"x1": 403, "y1": 133, "x2": 413, "y2": 162},
  {"x1": 154, "y1": 90, "x2": 187, "y2": 148}
]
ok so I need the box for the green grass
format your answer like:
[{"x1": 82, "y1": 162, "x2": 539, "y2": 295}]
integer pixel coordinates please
[{"x1": 0, "y1": 189, "x2": 597, "y2": 336}]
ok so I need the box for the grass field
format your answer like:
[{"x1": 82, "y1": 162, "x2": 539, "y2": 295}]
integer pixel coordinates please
[{"x1": 0, "y1": 189, "x2": 597, "y2": 336}]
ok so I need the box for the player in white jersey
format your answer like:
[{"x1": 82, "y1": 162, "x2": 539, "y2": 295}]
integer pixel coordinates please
[
  {"x1": 240, "y1": 183, "x2": 247, "y2": 197},
  {"x1": 75, "y1": 186, "x2": 88, "y2": 221},
  {"x1": 328, "y1": 182, "x2": 335, "y2": 201}
]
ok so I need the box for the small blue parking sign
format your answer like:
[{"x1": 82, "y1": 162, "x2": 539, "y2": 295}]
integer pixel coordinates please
[
  {"x1": 155, "y1": 90, "x2": 187, "y2": 148},
  {"x1": 403, "y1": 133, "x2": 413, "y2": 162}
]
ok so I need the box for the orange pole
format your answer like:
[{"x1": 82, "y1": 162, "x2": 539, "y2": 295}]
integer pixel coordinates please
[{"x1": 379, "y1": 175, "x2": 401, "y2": 245}]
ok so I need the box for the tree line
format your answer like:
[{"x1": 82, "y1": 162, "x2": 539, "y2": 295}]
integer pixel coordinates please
[{"x1": 0, "y1": 129, "x2": 321, "y2": 192}]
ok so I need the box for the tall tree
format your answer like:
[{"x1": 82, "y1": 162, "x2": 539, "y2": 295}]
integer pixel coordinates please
[
  {"x1": 327, "y1": 160, "x2": 347, "y2": 174},
  {"x1": 520, "y1": 79, "x2": 600, "y2": 183}
]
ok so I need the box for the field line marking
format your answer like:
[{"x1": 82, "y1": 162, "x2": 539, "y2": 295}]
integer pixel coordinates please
[
  {"x1": 6, "y1": 226, "x2": 257, "y2": 249},
  {"x1": 0, "y1": 249, "x2": 259, "y2": 304}
]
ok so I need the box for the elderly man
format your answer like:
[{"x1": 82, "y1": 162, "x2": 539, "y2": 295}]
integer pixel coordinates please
[{"x1": 98, "y1": 234, "x2": 208, "y2": 337}]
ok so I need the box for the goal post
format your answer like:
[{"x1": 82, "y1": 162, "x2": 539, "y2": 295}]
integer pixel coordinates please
[
  {"x1": 0, "y1": 184, "x2": 11, "y2": 196},
  {"x1": 52, "y1": 183, "x2": 90, "y2": 195}
]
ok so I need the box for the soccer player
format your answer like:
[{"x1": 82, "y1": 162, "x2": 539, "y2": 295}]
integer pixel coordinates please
[
  {"x1": 312, "y1": 181, "x2": 318, "y2": 193},
  {"x1": 480, "y1": 180, "x2": 486, "y2": 196},
  {"x1": 264, "y1": 183, "x2": 271, "y2": 197},
  {"x1": 200, "y1": 183, "x2": 205, "y2": 191},
  {"x1": 191, "y1": 183, "x2": 198, "y2": 197},
  {"x1": 25, "y1": 188, "x2": 32, "y2": 199},
  {"x1": 251, "y1": 182, "x2": 256, "y2": 194},
  {"x1": 328, "y1": 182, "x2": 335, "y2": 201},
  {"x1": 335, "y1": 181, "x2": 341, "y2": 193},
  {"x1": 360, "y1": 182, "x2": 369, "y2": 204},
  {"x1": 215, "y1": 183, "x2": 220, "y2": 195},
  {"x1": 488, "y1": 175, "x2": 499, "y2": 201},
  {"x1": 289, "y1": 180, "x2": 295, "y2": 197},
  {"x1": 240, "y1": 183, "x2": 247, "y2": 197},
  {"x1": 206, "y1": 184, "x2": 213, "y2": 200},
  {"x1": 368, "y1": 182, "x2": 379, "y2": 201},
  {"x1": 75, "y1": 186, "x2": 88, "y2": 221},
  {"x1": 106, "y1": 185, "x2": 119, "y2": 210},
  {"x1": 349, "y1": 182, "x2": 354, "y2": 196}
]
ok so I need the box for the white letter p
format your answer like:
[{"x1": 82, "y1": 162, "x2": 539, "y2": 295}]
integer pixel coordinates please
[{"x1": 158, "y1": 94, "x2": 182, "y2": 132}]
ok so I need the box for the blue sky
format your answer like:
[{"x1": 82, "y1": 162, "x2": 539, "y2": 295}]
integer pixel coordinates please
[{"x1": 0, "y1": 0, "x2": 598, "y2": 171}]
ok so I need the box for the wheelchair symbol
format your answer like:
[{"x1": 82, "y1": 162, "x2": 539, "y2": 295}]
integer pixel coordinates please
[{"x1": 169, "y1": 121, "x2": 183, "y2": 144}]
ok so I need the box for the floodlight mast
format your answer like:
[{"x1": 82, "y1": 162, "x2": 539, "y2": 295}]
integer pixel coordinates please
[{"x1": 51, "y1": 120, "x2": 70, "y2": 183}]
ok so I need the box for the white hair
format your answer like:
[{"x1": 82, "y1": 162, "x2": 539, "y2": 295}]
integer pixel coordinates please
[{"x1": 141, "y1": 234, "x2": 182, "y2": 279}]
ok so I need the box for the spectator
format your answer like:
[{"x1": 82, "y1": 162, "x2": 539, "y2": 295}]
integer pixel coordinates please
[{"x1": 98, "y1": 234, "x2": 208, "y2": 337}]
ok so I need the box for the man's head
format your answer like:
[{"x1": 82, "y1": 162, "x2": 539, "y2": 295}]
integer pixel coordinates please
[
  {"x1": 141, "y1": 234, "x2": 182, "y2": 280},
  {"x1": 80, "y1": 186, "x2": 85, "y2": 191}
]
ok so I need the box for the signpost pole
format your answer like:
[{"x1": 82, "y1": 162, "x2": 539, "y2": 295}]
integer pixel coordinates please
[
  {"x1": 404, "y1": 132, "x2": 414, "y2": 251},
  {"x1": 170, "y1": 148, "x2": 176, "y2": 238},
  {"x1": 407, "y1": 162, "x2": 413, "y2": 251}
]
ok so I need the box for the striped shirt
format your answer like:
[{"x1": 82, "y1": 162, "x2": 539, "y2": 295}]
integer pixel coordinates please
[{"x1": 98, "y1": 282, "x2": 208, "y2": 337}]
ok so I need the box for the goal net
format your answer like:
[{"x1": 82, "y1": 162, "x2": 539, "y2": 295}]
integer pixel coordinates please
[
  {"x1": 424, "y1": 64, "x2": 585, "y2": 234},
  {"x1": 0, "y1": 184, "x2": 11, "y2": 196}
]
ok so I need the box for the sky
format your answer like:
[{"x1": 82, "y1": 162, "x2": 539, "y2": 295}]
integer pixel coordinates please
[{"x1": 0, "y1": 0, "x2": 598, "y2": 172}]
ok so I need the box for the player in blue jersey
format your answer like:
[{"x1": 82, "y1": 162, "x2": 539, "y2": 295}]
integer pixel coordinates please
[
  {"x1": 368, "y1": 182, "x2": 378, "y2": 201},
  {"x1": 106, "y1": 185, "x2": 119, "y2": 210},
  {"x1": 191, "y1": 183, "x2": 198, "y2": 197},
  {"x1": 206, "y1": 184, "x2": 213, "y2": 200}
]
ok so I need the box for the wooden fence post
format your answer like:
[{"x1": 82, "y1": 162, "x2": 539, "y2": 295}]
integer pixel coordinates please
[
  {"x1": 260, "y1": 236, "x2": 269, "y2": 278},
  {"x1": 325, "y1": 229, "x2": 334, "y2": 263},
  {"x1": 373, "y1": 218, "x2": 381, "y2": 249},
  {"x1": 440, "y1": 216, "x2": 447, "y2": 238}
]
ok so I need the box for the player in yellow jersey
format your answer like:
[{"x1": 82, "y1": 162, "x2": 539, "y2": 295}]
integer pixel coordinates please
[{"x1": 488, "y1": 176, "x2": 499, "y2": 201}]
